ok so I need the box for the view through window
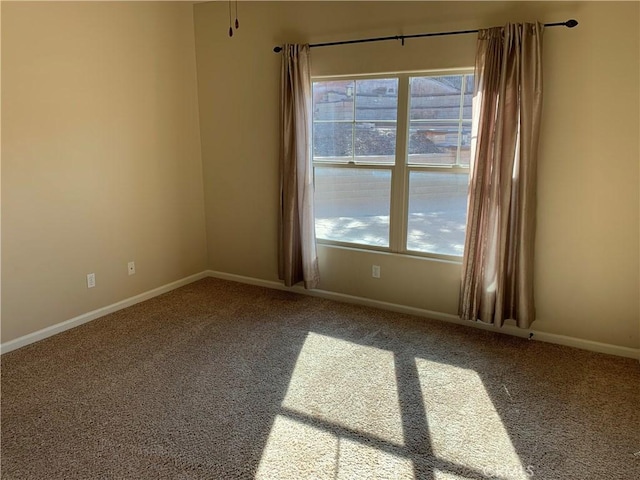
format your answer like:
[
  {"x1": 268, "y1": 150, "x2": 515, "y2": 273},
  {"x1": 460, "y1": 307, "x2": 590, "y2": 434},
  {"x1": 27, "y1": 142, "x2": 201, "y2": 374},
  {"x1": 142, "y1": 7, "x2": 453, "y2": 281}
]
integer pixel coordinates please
[{"x1": 313, "y1": 72, "x2": 473, "y2": 258}]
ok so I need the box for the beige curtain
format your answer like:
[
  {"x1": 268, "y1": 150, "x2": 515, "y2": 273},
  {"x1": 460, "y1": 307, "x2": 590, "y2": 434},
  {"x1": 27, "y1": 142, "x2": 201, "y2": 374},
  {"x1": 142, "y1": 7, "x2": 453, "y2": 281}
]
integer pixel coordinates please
[
  {"x1": 460, "y1": 23, "x2": 543, "y2": 328},
  {"x1": 278, "y1": 44, "x2": 320, "y2": 289}
]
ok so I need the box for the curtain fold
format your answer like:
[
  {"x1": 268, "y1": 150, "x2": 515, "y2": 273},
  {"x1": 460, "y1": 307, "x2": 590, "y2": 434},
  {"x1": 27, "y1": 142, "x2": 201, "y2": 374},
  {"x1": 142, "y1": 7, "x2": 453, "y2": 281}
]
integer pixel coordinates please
[
  {"x1": 460, "y1": 23, "x2": 543, "y2": 328},
  {"x1": 278, "y1": 44, "x2": 320, "y2": 289}
]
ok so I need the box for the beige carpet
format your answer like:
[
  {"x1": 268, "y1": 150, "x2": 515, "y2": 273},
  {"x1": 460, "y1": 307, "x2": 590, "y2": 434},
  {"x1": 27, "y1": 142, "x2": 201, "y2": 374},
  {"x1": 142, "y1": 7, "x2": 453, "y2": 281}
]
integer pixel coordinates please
[{"x1": 1, "y1": 277, "x2": 639, "y2": 479}]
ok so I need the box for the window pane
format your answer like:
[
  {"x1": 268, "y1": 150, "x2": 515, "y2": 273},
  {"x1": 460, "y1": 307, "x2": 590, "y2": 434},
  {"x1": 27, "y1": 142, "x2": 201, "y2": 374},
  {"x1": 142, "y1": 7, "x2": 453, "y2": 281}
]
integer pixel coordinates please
[
  {"x1": 407, "y1": 171, "x2": 469, "y2": 256},
  {"x1": 313, "y1": 122, "x2": 353, "y2": 162},
  {"x1": 408, "y1": 122, "x2": 459, "y2": 165},
  {"x1": 459, "y1": 123, "x2": 472, "y2": 166},
  {"x1": 464, "y1": 74, "x2": 475, "y2": 94},
  {"x1": 463, "y1": 74, "x2": 475, "y2": 119},
  {"x1": 354, "y1": 122, "x2": 396, "y2": 164},
  {"x1": 355, "y1": 79, "x2": 398, "y2": 121},
  {"x1": 313, "y1": 81, "x2": 354, "y2": 121},
  {"x1": 410, "y1": 76, "x2": 463, "y2": 121},
  {"x1": 314, "y1": 167, "x2": 391, "y2": 247}
]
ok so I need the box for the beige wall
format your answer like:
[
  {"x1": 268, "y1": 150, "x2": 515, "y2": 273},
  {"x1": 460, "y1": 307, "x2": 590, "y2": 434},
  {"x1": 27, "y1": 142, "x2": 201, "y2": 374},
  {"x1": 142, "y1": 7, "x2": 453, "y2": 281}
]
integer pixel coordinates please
[
  {"x1": 1, "y1": 2, "x2": 208, "y2": 342},
  {"x1": 2, "y1": 2, "x2": 637, "y2": 350},
  {"x1": 194, "y1": 1, "x2": 639, "y2": 349}
]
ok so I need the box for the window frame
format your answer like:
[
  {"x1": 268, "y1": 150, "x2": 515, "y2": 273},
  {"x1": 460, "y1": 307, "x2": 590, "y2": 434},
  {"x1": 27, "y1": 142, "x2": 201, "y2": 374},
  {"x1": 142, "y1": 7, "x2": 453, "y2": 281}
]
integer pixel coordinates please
[{"x1": 312, "y1": 69, "x2": 474, "y2": 262}]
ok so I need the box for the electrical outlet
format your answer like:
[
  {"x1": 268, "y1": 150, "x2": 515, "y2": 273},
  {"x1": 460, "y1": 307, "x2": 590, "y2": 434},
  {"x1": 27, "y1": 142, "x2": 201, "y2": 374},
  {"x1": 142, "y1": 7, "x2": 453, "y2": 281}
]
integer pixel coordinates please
[
  {"x1": 372, "y1": 265, "x2": 381, "y2": 278},
  {"x1": 128, "y1": 261, "x2": 136, "y2": 276},
  {"x1": 87, "y1": 273, "x2": 96, "y2": 288}
]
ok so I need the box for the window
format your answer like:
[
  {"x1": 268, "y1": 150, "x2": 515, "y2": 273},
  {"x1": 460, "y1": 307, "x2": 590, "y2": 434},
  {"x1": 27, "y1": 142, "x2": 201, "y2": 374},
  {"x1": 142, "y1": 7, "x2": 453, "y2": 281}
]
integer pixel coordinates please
[{"x1": 313, "y1": 72, "x2": 474, "y2": 259}]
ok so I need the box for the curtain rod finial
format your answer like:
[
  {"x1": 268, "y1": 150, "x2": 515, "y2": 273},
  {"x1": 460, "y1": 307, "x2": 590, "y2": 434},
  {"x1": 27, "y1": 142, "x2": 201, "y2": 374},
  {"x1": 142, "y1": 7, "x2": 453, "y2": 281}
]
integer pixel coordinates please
[
  {"x1": 566, "y1": 19, "x2": 578, "y2": 28},
  {"x1": 273, "y1": 46, "x2": 283, "y2": 53}
]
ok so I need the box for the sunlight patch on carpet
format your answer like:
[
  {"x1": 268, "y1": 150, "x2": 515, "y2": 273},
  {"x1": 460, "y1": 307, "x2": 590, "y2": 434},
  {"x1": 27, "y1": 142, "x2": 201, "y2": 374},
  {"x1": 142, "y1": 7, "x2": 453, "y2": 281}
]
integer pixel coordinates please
[
  {"x1": 281, "y1": 332, "x2": 404, "y2": 446},
  {"x1": 335, "y1": 438, "x2": 414, "y2": 478},
  {"x1": 415, "y1": 358, "x2": 528, "y2": 479},
  {"x1": 255, "y1": 416, "x2": 338, "y2": 479},
  {"x1": 256, "y1": 415, "x2": 413, "y2": 479},
  {"x1": 432, "y1": 470, "x2": 475, "y2": 480}
]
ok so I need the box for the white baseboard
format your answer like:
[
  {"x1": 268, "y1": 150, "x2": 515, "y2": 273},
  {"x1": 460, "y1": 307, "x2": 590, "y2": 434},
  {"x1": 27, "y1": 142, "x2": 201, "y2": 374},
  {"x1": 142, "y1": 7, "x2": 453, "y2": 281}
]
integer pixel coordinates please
[
  {"x1": 3, "y1": 269, "x2": 638, "y2": 361},
  {"x1": 0, "y1": 272, "x2": 208, "y2": 355},
  {"x1": 206, "y1": 270, "x2": 640, "y2": 361}
]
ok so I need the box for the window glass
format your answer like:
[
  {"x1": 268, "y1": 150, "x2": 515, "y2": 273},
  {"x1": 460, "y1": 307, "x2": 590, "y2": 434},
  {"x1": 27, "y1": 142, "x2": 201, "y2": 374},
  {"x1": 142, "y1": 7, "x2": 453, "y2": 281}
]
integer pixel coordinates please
[
  {"x1": 314, "y1": 167, "x2": 392, "y2": 247},
  {"x1": 354, "y1": 122, "x2": 396, "y2": 164},
  {"x1": 407, "y1": 171, "x2": 469, "y2": 256},
  {"x1": 313, "y1": 81, "x2": 354, "y2": 121},
  {"x1": 459, "y1": 123, "x2": 472, "y2": 166},
  {"x1": 313, "y1": 122, "x2": 353, "y2": 162},
  {"x1": 313, "y1": 73, "x2": 472, "y2": 257},
  {"x1": 410, "y1": 76, "x2": 463, "y2": 121},
  {"x1": 408, "y1": 121, "x2": 460, "y2": 165},
  {"x1": 355, "y1": 79, "x2": 398, "y2": 121}
]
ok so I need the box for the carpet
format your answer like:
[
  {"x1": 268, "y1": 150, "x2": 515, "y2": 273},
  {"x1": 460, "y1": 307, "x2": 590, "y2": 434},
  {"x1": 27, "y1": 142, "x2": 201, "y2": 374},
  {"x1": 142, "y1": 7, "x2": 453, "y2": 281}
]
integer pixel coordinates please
[{"x1": 2, "y1": 277, "x2": 639, "y2": 479}]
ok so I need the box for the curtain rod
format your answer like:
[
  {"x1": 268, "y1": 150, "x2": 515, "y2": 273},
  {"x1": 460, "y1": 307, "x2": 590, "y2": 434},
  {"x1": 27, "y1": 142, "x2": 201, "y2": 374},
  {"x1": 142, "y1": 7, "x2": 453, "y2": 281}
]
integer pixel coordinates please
[{"x1": 272, "y1": 19, "x2": 578, "y2": 53}]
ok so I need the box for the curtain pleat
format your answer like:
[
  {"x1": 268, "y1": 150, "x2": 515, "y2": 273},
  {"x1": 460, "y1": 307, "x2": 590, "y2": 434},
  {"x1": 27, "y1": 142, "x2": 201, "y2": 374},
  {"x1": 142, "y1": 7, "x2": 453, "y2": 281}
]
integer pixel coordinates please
[
  {"x1": 278, "y1": 44, "x2": 320, "y2": 289},
  {"x1": 460, "y1": 23, "x2": 543, "y2": 328}
]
